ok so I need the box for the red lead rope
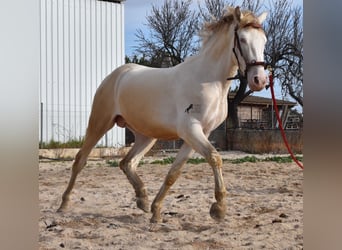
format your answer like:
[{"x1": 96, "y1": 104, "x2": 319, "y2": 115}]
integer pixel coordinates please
[{"x1": 268, "y1": 70, "x2": 304, "y2": 170}]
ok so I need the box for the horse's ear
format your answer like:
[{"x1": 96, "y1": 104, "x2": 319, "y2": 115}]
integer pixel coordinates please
[
  {"x1": 257, "y1": 11, "x2": 268, "y2": 24},
  {"x1": 234, "y1": 6, "x2": 242, "y2": 21}
]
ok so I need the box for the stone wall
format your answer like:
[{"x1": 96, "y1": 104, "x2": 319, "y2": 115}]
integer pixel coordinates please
[
  {"x1": 126, "y1": 128, "x2": 303, "y2": 154},
  {"x1": 226, "y1": 129, "x2": 303, "y2": 154}
]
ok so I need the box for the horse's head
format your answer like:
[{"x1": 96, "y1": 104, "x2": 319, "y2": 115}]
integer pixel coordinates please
[{"x1": 232, "y1": 7, "x2": 268, "y2": 91}]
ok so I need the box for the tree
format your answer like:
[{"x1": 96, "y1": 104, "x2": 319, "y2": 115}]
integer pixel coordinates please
[
  {"x1": 198, "y1": 0, "x2": 232, "y2": 22},
  {"x1": 134, "y1": 0, "x2": 200, "y2": 67},
  {"x1": 125, "y1": 55, "x2": 149, "y2": 66},
  {"x1": 265, "y1": 2, "x2": 303, "y2": 106}
]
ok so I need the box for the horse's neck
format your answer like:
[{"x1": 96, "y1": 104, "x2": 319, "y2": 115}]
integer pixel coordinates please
[{"x1": 190, "y1": 29, "x2": 238, "y2": 93}]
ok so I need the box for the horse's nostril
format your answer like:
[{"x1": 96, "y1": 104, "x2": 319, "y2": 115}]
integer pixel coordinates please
[{"x1": 254, "y1": 76, "x2": 259, "y2": 84}]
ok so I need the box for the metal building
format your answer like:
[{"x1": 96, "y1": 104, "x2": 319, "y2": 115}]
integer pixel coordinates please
[{"x1": 39, "y1": 0, "x2": 125, "y2": 147}]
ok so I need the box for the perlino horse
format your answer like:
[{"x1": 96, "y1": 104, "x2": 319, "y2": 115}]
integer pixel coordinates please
[{"x1": 57, "y1": 6, "x2": 268, "y2": 223}]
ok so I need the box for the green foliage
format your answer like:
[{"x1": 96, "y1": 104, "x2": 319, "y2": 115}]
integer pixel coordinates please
[
  {"x1": 264, "y1": 155, "x2": 303, "y2": 163},
  {"x1": 107, "y1": 160, "x2": 119, "y2": 168},
  {"x1": 230, "y1": 156, "x2": 259, "y2": 164},
  {"x1": 229, "y1": 155, "x2": 303, "y2": 164},
  {"x1": 150, "y1": 157, "x2": 175, "y2": 165},
  {"x1": 40, "y1": 138, "x2": 85, "y2": 149},
  {"x1": 187, "y1": 157, "x2": 206, "y2": 164}
]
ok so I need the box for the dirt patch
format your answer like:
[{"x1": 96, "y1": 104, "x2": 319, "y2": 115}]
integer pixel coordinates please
[{"x1": 39, "y1": 155, "x2": 303, "y2": 249}]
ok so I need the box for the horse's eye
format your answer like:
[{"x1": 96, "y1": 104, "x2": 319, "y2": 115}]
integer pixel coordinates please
[{"x1": 240, "y1": 38, "x2": 247, "y2": 44}]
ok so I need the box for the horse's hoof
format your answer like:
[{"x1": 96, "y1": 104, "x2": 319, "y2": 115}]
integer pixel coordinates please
[
  {"x1": 150, "y1": 213, "x2": 162, "y2": 224},
  {"x1": 137, "y1": 198, "x2": 150, "y2": 213},
  {"x1": 150, "y1": 202, "x2": 162, "y2": 223},
  {"x1": 209, "y1": 202, "x2": 226, "y2": 222},
  {"x1": 56, "y1": 205, "x2": 66, "y2": 213}
]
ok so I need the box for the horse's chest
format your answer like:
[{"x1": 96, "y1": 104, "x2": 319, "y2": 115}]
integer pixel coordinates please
[
  {"x1": 186, "y1": 98, "x2": 227, "y2": 131},
  {"x1": 207, "y1": 102, "x2": 228, "y2": 129}
]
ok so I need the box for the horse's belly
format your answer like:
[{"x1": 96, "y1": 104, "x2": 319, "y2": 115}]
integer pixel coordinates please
[
  {"x1": 118, "y1": 85, "x2": 178, "y2": 139},
  {"x1": 119, "y1": 104, "x2": 179, "y2": 140},
  {"x1": 142, "y1": 126, "x2": 179, "y2": 140},
  {"x1": 129, "y1": 118, "x2": 179, "y2": 140}
]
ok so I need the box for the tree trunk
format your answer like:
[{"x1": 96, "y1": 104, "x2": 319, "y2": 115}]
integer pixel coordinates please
[
  {"x1": 287, "y1": 83, "x2": 303, "y2": 107},
  {"x1": 227, "y1": 77, "x2": 253, "y2": 128},
  {"x1": 228, "y1": 100, "x2": 239, "y2": 128}
]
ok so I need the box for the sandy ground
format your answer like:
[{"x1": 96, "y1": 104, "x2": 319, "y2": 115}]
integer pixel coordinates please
[{"x1": 39, "y1": 152, "x2": 303, "y2": 249}]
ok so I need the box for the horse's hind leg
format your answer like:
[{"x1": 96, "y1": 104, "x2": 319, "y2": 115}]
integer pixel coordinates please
[
  {"x1": 150, "y1": 143, "x2": 194, "y2": 223},
  {"x1": 57, "y1": 113, "x2": 114, "y2": 212},
  {"x1": 119, "y1": 133, "x2": 157, "y2": 212}
]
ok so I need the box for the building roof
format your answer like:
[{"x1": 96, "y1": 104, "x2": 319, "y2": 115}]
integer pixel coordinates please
[
  {"x1": 228, "y1": 93, "x2": 297, "y2": 107},
  {"x1": 98, "y1": 0, "x2": 125, "y2": 3}
]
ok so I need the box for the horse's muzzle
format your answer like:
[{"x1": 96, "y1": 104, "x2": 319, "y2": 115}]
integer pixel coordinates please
[{"x1": 248, "y1": 73, "x2": 267, "y2": 91}]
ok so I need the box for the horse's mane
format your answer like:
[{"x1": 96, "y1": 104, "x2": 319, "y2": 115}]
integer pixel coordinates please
[{"x1": 200, "y1": 6, "x2": 261, "y2": 47}]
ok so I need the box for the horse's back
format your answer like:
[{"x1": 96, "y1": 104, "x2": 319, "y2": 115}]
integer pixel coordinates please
[{"x1": 109, "y1": 64, "x2": 181, "y2": 139}]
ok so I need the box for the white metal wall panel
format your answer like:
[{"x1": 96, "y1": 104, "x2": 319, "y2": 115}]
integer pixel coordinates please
[{"x1": 39, "y1": 0, "x2": 125, "y2": 147}]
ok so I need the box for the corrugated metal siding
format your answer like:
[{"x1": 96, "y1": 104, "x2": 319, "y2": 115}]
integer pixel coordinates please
[{"x1": 39, "y1": 0, "x2": 125, "y2": 147}]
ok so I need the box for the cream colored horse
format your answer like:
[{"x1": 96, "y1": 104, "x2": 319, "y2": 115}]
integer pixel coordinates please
[{"x1": 58, "y1": 6, "x2": 268, "y2": 223}]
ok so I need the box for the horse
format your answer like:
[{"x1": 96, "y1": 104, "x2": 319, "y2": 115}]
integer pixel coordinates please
[{"x1": 57, "y1": 6, "x2": 268, "y2": 223}]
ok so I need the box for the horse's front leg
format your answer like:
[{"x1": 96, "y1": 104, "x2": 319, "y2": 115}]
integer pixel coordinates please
[
  {"x1": 150, "y1": 144, "x2": 194, "y2": 223},
  {"x1": 182, "y1": 125, "x2": 227, "y2": 221},
  {"x1": 207, "y1": 151, "x2": 227, "y2": 221}
]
